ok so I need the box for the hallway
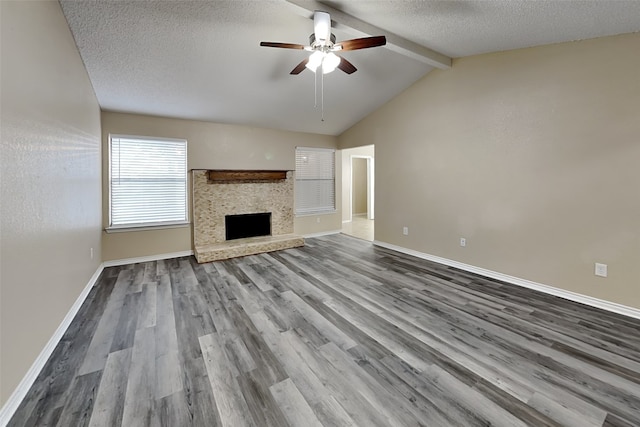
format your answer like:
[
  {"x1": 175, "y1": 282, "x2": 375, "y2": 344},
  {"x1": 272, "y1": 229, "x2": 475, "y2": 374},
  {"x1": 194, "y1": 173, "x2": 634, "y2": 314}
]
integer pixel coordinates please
[{"x1": 341, "y1": 215, "x2": 374, "y2": 241}]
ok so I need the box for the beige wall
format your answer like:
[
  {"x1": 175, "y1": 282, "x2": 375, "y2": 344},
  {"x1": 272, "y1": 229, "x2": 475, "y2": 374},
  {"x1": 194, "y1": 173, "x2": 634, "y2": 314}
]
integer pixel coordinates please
[
  {"x1": 339, "y1": 33, "x2": 640, "y2": 310},
  {"x1": 341, "y1": 145, "x2": 375, "y2": 222},
  {"x1": 352, "y1": 158, "x2": 368, "y2": 215},
  {"x1": 0, "y1": 1, "x2": 103, "y2": 405},
  {"x1": 101, "y1": 112, "x2": 341, "y2": 261}
]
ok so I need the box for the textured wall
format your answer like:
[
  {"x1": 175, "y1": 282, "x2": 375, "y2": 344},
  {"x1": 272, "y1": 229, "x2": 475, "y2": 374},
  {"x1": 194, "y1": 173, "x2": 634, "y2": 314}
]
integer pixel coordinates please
[
  {"x1": 192, "y1": 170, "x2": 295, "y2": 246},
  {"x1": 0, "y1": 1, "x2": 102, "y2": 405},
  {"x1": 339, "y1": 33, "x2": 640, "y2": 310},
  {"x1": 101, "y1": 112, "x2": 341, "y2": 261},
  {"x1": 352, "y1": 158, "x2": 368, "y2": 215}
]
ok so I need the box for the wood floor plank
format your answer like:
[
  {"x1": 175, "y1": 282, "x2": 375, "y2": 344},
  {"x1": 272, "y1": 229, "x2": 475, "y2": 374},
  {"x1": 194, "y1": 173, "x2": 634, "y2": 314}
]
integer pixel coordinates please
[
  {"x1": 54, "y1": 370, "x2": 101, "y2": 427},
  {"x1": 527, "y1": 391, "x2": 605, "y2": 427},
  {"x1": 280, "y1": 330, "x2": 392, "y2": 427},
  {"x1": 9, "y1": 235, "x2": 640, "y2": 427},
  {"x1": 317, "y1": 341, "x2": 428, "y2": 426},
  {"x1": 88, "y1": 348, "x2": 132, "y2": 427},
  {"x1": 109, "y1": 292, "x2": 141, "y2": 352},
  {"x1": 176, "y1": 260, "x2": 217, "y2": 337},
  {"x1": 127, "y1": 263, "x2": 146, "y2": 294},
  {"x1": 137, "y1": 281, "x2": 157, "y2": 330},
  {"x1": 155, "y1": 275, "x2": 182, "y2": 399},
  {"x1": 269, "y1": 378, "x2": 323, "y2": 427},
  {"x1": 199, "y1": 332, "x2": 255, "y2": 427},
  {"x1": 424, "y1": 364, "x2": 531, "y2": 427},
  {"x1": 236, "y1": 261, "x2": 274, "y2": 292},
  {"x1": 280, "y1": 290, "x2": 357, "y2": 351},
  {"x1": 157, "y1": 391, "x2": 193, "y2": 427},
  {"x1": 215, "y1": 265, "x2": 289, "y2": 385},
  {"x1": 173, "y1": 352, "x2": 221, "y2": 426},
  {"x1": 168, "y1": 264, "x2": 223, "y2": 426},
  {"x1": 236, "y1": 369, "x2": 290, "y2": 427},
  {"x1": 602, "y1": 412, "x2": 637, "y2": 427},
  {"x1": 156, "y1": 259, "x2": 167, "y2": 276},
  {"x1": 242, "y1": 308, "x2": 330, "y2": 408},
  {"x1": 377, "y1": 353, "x2": 498, "y2": 426},
  {"x1": 311, "y1": 395, "x2": 358, "y2": 427},
  {"x1": 79, "y1": 270, "x2": 134, "y2": 375},
  {"x1": 143, "y1": 261, "x2": 158, "y2": 284},
  {"x1": 121, "y1": 326, "x2": 158, "y2": 427}
]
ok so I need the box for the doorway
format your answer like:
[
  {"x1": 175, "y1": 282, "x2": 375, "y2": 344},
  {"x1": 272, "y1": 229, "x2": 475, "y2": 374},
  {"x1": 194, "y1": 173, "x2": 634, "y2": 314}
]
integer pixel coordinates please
[{"x1": 341, "y1": 145, "x2": 374, "y2": 241}]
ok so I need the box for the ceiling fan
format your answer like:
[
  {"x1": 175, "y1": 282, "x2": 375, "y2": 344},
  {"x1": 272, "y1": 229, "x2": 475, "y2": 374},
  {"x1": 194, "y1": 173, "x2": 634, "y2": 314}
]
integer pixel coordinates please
[{"x1": 260, "y1": 11, "x2": 386, "y2": 75}]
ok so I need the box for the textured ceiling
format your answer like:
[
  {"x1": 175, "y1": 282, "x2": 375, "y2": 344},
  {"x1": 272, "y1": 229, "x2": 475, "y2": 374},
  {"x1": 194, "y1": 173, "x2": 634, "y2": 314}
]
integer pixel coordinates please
[
  {"x1": 323, "y1": 0, "x2": 640, "y2": 58},
  {"x1": 60, "y1": 0, "x2": 640, "y2": 136}
]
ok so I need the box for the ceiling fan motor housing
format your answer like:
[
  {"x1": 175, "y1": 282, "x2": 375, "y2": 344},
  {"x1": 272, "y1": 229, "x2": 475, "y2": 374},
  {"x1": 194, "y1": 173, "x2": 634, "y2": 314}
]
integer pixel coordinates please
[{"x1": 313, "y1": 10, "x2": 332, "y2": 45}]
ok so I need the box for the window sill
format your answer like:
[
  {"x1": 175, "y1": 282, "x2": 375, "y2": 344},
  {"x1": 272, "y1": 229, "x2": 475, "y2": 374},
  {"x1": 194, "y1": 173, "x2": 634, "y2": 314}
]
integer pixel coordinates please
[
  {"x1": 295, "y1": 210, "x2": 337, "y2": 217},
  {"x1": 105, "y1": 222, "x2": 190, "y2": 233}
]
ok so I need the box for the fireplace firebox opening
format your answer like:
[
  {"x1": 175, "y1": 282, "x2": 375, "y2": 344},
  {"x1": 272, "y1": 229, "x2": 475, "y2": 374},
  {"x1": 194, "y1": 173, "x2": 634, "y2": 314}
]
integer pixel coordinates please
[{"x1": 225, "y1": 212, "x2": 271, "y2": 241}]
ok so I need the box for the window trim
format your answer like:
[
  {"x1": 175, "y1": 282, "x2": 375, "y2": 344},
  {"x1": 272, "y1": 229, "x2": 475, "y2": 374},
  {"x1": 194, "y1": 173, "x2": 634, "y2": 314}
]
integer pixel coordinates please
[
  {"x1": 294, "y1": 146, "x2": 336, "y2": 216},
  {"x1": 105, "y1": 222, "x2": 190, "y2": 233},
  {"x1": 107, "y1": 134, "x2": 189, "y2": 232}
]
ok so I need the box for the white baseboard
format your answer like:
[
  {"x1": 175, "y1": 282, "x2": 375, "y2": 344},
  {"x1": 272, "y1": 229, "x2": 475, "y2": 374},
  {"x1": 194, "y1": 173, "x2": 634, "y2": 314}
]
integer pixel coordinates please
[
  {"x1": 303, "y1": 230, "x2": 342, "y2": 238},
  {"x1": 342, "y1": 220, "x2": 352, "y2": 224},
  {"x1": 373, "y1": 240, "x2": 640, "y2": 321},
  {"x1": 102, "y1": 250, "x2": 194, "y2": 267},
  {"x1": 0, "y1": 264, "x2": 105, "y2": 426}
]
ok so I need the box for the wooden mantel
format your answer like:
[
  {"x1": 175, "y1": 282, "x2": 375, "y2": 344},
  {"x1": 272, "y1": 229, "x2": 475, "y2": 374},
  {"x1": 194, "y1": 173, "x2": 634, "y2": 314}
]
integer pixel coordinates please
[{"x1": 204, "y1": 169, "x2": 289, "y2": 183}]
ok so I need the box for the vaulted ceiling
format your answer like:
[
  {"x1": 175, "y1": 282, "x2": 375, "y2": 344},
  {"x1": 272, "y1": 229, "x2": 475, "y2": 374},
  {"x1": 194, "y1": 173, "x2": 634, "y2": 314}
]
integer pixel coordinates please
[{"x1": 60, "y1": 0, "x2": 640, "y2": 135}]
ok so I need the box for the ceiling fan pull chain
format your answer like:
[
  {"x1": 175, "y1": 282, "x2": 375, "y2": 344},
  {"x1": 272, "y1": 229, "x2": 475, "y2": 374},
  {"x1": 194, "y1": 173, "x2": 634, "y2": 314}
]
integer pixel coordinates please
[
  {"x1": 314, "y1": 67, "x2": 318, "y2": 108},
  {"x1": 321, "y1": 67, "x2": 325, "y2": 122}
]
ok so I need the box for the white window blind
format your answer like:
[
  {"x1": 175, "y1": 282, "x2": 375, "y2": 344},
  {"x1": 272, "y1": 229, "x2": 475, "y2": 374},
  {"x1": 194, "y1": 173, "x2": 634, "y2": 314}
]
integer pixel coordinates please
[
  {"x1": 295, "y1": 147, "x2": 335, "y2": 215},
  {"x1": 109, "y1": 135, "x2": 187, "y2": 229}
]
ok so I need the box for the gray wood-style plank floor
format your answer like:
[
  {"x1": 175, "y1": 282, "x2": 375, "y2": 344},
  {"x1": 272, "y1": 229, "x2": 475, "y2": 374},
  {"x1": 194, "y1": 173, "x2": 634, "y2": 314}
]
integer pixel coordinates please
[{"x1": 8, "y1": 234, "x2": 640, "y2": 426}]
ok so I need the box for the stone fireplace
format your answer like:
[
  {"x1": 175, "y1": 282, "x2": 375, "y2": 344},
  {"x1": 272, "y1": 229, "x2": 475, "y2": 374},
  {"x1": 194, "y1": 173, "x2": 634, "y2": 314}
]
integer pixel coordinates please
[{"x1": 192, "y1": 169, "x2": 304, "y2": 262}]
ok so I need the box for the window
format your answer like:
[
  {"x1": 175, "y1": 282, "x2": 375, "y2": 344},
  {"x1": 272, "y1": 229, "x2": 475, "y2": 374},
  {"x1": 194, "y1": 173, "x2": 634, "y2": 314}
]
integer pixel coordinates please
[
  {"x1": 109, "y1": 135, "x2": 188, "y2": 229},
  {"x1": 295, "y1": 147, "x2": 335, "y2": 215}
]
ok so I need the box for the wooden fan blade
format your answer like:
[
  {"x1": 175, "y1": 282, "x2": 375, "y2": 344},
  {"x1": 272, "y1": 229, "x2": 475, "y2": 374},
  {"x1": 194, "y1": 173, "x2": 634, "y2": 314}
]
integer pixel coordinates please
[
  {"x1": 336, "y1": 35, "x2": 386, "y2": 51},
  {"x1": 337, "y1": 57, "x2": 357, "y2": 74},
  {"x1": 260, "y1": 41, "x2": 306, "y2": 50},
  {"x1": 290, "y1": 58, "x2": 309, "y2": 75}
]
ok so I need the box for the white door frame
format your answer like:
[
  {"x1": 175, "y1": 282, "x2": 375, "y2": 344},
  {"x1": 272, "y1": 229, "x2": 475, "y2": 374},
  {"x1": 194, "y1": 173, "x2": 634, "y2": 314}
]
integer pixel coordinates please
[{"x1": 349, "y1": 155, "x2": 375, "y2": 221}]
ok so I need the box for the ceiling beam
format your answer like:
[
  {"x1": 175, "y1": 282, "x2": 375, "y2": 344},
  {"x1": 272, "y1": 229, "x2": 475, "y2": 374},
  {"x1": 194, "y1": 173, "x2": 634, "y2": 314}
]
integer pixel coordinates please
[{"x1": 284, "y1": 0, "x2": 452, "y2": 69}]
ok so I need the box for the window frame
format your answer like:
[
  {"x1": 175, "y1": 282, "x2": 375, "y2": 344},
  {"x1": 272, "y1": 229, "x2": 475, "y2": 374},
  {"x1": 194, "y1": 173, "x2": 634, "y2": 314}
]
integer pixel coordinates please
[
  {"x1": 107, "y1": 134, "x2": 189, "y2": 232},
  {"x1": 294, "y1": 146, "x2": 336, "y2": 216}
]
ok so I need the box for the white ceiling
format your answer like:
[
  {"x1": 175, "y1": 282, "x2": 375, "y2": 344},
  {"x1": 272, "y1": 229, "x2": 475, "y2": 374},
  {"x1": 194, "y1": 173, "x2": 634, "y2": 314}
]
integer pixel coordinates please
[{"x1": 59, "y1": 0, "x2": 640, "y2": 136}]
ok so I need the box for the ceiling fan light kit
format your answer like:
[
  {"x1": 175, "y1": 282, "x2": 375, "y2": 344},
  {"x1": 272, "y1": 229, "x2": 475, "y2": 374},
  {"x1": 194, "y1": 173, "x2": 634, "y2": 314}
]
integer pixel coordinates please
[{"x1": 306, "y1": 51, "x2": 340, "y2": 74}]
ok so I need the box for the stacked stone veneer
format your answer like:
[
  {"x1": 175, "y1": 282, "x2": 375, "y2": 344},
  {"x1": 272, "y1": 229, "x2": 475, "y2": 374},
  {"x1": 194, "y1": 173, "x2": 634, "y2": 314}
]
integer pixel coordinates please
[{"x1": 192, "y1": 170, "x2": 303, "y2": 262}]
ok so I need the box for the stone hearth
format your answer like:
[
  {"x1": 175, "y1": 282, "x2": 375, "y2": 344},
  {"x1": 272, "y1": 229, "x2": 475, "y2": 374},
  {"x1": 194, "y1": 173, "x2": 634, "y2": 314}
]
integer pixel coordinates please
[{"x1": 192, "y1": 169, "x2": 304, "y2": 262}]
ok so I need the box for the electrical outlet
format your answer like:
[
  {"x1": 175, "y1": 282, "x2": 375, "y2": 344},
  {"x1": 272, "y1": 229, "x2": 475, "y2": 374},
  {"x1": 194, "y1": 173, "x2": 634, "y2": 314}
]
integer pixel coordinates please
[
  {"x1": 595, "y1": 263, "x2": 607, "y2": 277},
  {"x1": 90, "y1": 247, "x2": 94, "y2": 260},
  {"x1": 316, "y1": 217, "x2": 321, "y2": 223},
  {"x1": 460, "y1": 238, "x2": 466, "y2": 247},
  {"x1": 402, "y1": 226, "x2": 409, "y2": 236}
]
